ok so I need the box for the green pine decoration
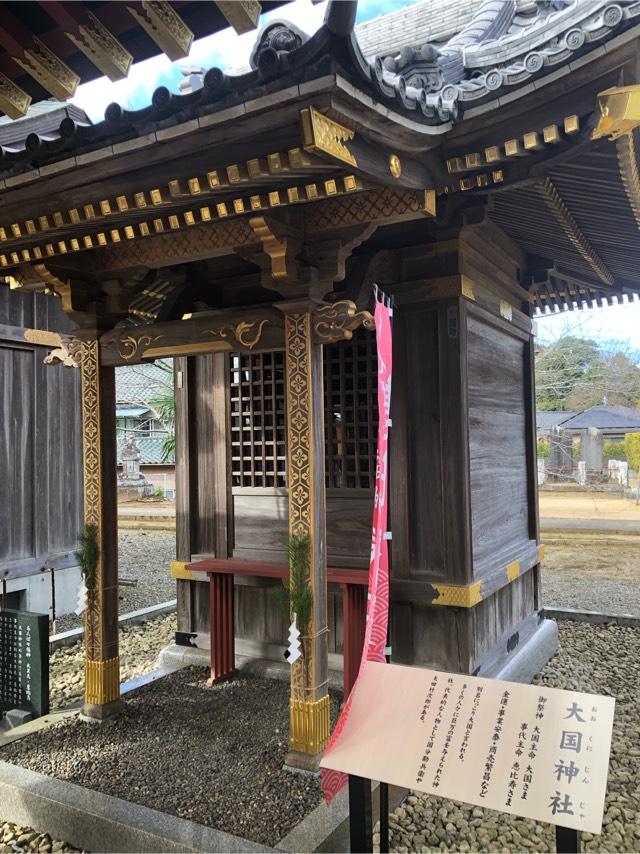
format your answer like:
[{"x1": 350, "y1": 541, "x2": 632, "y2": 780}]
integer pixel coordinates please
[
  {"x1": 75, "y1": 523, "x2": 100, "y2": 590},
  {"x1": 274, "y1": 533, "x2": 313, "y2": 641}
]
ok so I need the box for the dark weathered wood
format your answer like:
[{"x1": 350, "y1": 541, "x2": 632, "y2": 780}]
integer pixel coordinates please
[
  {"x1": 212, "y1": 352, "x2": 232, "y2": 558},
  {"x1": 174, "y1": 356, "x2": 197, "y2": 562},
  {"x1": 0, "y1": 289, "x2": 81, "y2": 580},
  {"x1": 97, "y1": 364, "x2": 120, "y2": 663},
  {"x1": 100, "y1": 306, "x2": 286, "y2": 367}
]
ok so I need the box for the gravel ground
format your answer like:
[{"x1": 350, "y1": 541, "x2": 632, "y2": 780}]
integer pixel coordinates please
[
  {"x1": 541, "y1": 537, "x2": 640, "y2": 616},
  {"x1": 55, "y1": 530, "x2": 175, "y2": 633},
  {"x1": 50, "y1": 612, "x2": 175, "y2": 710},
  {"x1": 3, "y1": 670, "x2": 341, "y2": 848},
  {"x1": 377, "y1": 621, "x2": 640, "y2": 853},
  {"x1": 0, "y1": 822, "x2": 78, "y2": 853}
]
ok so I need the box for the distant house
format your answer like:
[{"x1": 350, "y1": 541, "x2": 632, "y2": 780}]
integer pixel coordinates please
[
  {"x1": 536, "y1": 412, "x2": 576, "y2": 438},
  {"x1": 115, "y1": 363, "x2": 175, "y2": 493},
  {"x1": 559, "y1": 406, "x2": 640, "y2": 441},
  {"x1": 537, "y1": 406, "x2": 640, "y2": 443}
]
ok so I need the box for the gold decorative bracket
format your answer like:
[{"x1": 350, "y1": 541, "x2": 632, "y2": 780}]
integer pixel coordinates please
[
  {"x1": 249, "y1": 215, "x2": 300, "y2": 283},
  {"x1": 301, "y1": 107, "x2": 357, "y2": 167},
  {"x1": 65, "y1": 10, "x2": 133, "y2": 81},
  {"x1": 13, "y1": 37, "x2": 79, "y2": 101},
  {"x1": 0, "y1": 73, "x2": 31, "y2": 119},
  {"x1": 592, "y1": 85, "x2": 640, "y2": 141},
  {"x1": 127, "y1": 1, "x2": 193, "y2": 61},
  {"x1": 215, "y1": 1, "x2": 261, "y2": 34},
  {"x1": 312, "y1": 299, "x2": 374, "y2": 343}
]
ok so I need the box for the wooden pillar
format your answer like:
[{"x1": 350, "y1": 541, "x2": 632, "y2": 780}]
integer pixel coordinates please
[
  {"x1": 80, "y1": 340, "x2": 121, "y2": 719},
  {"x1": 282, "y1": 305, "x2": 330, "y2": 769}
]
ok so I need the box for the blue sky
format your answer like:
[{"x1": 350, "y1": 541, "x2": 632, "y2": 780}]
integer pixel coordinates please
[{"x1": 70, "y1": 0, "x2": 640, "y2": 352}]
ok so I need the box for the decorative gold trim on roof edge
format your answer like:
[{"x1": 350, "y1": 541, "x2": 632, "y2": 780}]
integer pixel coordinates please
[
  {"x1": 593, "y1": 85, "x2": 640, "y2": 141},
  {"x1": 127, "y1": 1, "x2": 193, "y2": 62},
  {"x1": 0, "y1": 147, "x2": 331, "y2": 249},
  {"x1": 0, "y1": 73, "x2": 31, "y2": 119},
  {"x1": 0, "y1": 175, "x2": 363, "y2": 268},
  {"x1": 301, "y1": 106, "x2": 357, "y2": 167},
  {"x1": 65, "y1": 11, "x2": 133, "y2": 82},
  {"x1": 13, "y1": 37, "x2": 79, "y2": 101}
]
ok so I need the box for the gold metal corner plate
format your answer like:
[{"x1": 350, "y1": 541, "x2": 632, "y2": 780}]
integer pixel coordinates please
[
  {"x1": 431, "y1": 581, "x2": 483, "y2": 608},
  {"x1": 592, "y1": 85, "x2": 640, "y2": 140},
  {"x1": 506, "y1": 560, "x2": 521, "y2": 583},
  {"x1": 300, "y1": 106, "x2": 357, "y2": 167},
  {"x1": 170, "y1": 560, "x2": 198, "y2": 580}
]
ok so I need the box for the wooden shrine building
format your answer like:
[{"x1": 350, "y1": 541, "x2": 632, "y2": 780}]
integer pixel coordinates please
[{"x1": 3, "y1": 0, "x2": 640, "y2": 768}]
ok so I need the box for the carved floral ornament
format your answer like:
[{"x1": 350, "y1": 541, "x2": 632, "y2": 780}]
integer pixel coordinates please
[
  {"x1": 43, "y1": 338, "x2": 82, "y2": 367},
  {"x1": 312, "y1": 300, "x2": 375, "y2": 343},
  {"x1": 116, "y1": 318, "x2": 274, "y2": 361}
]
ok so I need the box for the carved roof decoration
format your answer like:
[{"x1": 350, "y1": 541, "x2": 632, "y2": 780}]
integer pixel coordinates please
[
  {"x1": 370, "y1": 0, "x2": 640, "y2": 123},
  {"x1": 0, "y1": 0, "x2": 638, "y2": 177}
]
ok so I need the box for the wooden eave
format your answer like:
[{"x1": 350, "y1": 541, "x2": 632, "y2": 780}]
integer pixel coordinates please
[{"x1": 0, "y1": 1, "x2": 287, "y2": 118}]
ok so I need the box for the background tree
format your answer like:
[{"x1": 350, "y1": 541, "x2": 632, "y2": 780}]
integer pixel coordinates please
[{"x1": 536, "y1": 335, "x2": 640, "y2": 411}]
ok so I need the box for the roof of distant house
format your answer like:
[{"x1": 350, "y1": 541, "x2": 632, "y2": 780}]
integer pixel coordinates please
[
  {"x1": 536, "y1": 412, "x2": 576, "y2": 431},
  {"x1": 115, "y1": 362, "x2": 173, "y2": 406},
  {"x1": 559, "y1": 406, "x2": 640, "y2": 431}
]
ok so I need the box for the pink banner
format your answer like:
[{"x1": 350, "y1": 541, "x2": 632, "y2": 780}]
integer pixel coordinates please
[{"x1": 321, "y1": 296, "x2": 393, "y2": 802}]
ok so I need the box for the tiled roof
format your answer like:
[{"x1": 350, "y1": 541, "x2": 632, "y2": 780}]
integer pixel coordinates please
[
  {"x1": 115, "y1": 362, "x2": 173, "y2": 406},
  {"x1": 0, "y1": 0, "x2": 636, "y2": 176},
  {"x1": 536, "y1": 411, "x2": 576, "y2": 431},
  {"x1": 559, "y1": 406, "x2": 640, "y2": 431},
  {"x1": 355, "y1": 0, "x2": 511, "y2": 58}
]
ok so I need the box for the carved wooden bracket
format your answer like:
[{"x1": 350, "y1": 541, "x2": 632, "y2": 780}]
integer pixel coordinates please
[
  {"x1": 43, "y1": 337, "x2": 82, "y2": 368},
  {"x1": 99, "y1": 305, "x2": 285, "y2": 366},
  {"x1": 248, "y1": 215, "x2": 303, "y2": 293},
  {"x1": 312, "y1": 300, "x2": 375, "y2": 344}
]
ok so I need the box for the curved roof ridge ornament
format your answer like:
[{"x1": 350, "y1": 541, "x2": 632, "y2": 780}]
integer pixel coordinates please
[
  {"x1": 249, "y1": 19, "x2": 309, "y2": 71},
  {"x1": 324, "y1": 1, "x2": 357, "y2": 37}
]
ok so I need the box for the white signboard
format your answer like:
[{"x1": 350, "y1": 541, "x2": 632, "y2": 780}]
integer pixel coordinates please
[{"x1": 321, "y1": 661, "x2": 615, "y2": 834}]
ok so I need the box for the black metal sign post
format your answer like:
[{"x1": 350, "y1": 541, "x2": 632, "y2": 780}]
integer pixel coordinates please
[
  {"x1": 556, "y1": 825, "x2": 580, "y2": 853},
  {"x1": 349, "y1": 775, "x2": 581, "y2": 854},
  {"x1": 348, "y1": 775, "x2": 373, "y2": 853}
]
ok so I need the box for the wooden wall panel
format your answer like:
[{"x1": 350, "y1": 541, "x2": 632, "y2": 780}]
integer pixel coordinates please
[
  {"x1": 42, "y1": 351, "x2": 83, "y2": 553},
  {"x1": 231, "y1": 488, "x2": 371, "y2": 567},
  {"x1": 467, "y1": 312, "x2": 529, "y2": 570},
  {"x1": 0, "y1": 344, "x2": 35, "y2": 561},
  {"x1": 0, "y1": 290, "x2": 82, "y2": 576}
]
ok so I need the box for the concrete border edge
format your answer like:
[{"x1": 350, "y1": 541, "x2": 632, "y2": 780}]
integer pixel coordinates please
[{"x1": 0, "y1": 760, "x2": 271, "y2": 853}]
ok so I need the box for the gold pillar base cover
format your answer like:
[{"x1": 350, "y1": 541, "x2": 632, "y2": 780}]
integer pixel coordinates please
[
  {"x1": 85, "y1": 656, "x2": 120, "y2": 705},
  {"x1": 290, "y1": 694, "x2": 330, "y2": 754}
]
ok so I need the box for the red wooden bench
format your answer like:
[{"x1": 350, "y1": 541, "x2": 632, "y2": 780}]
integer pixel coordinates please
[{"x1": 186, "y1": 557, "x2": 368, "y2": 697}]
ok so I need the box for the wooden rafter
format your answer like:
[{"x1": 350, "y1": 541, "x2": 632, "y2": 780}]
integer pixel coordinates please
[
  {"x1": 0, "y1": 147, "x2": 332, "y2": 254},
  {"x1": 537, "y1": 178, "x2": 613, "y2": 286},
  {"x1": 46, "y1": 2, "x2": 133, "y2": 82},
  {"x1": 616, "y1": 130, "x2": 640, "y2": 232},
  {"x1": 126, "y1": 1, "x2": 193, "y2": 62},
  {"x1": 214, "y1": 1, "x2": 261, "y2": 34},
  {"x1": 0, "y1": 174, "x2": 369, "y2": 270},
  {"x1": 0, "y1": 8, "x2": 79, "y2": 101}
]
